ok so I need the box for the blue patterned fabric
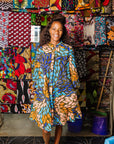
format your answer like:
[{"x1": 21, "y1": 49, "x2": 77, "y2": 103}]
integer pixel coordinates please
[{"x1": 29, "y1": 42, "x2": 82, "y2": 132}]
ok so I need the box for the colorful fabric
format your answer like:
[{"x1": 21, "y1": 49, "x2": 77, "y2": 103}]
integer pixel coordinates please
[
  {"x1": 95, "y1": 16, "x2": 106, "y2": 46},
  {"x1": 62, "y1": 0, "x2": 75, "y2": 10},
  {"x1": 31, "y1": 13, "x2": 41, "y2": 25},
  {"x1": 63, "y1": 14, "x2": 84, "y2": 47},
  {"x1": 29, "y1": 42, "x2": 82, "y2": 132},
  {"x1": 84, "y1": 17, "x2": 95, "y2": 45},
  {"x1": 41, "y1": 14, "x2": 53, "y2": 26},
  {"x1": 17, "y1": 80, "x2": 30, "y2": 104},
  {"x1": 50, "y1": 0, "x2": 61, "y2": 10},
  {"x1": 74, "y1": 50, "x2": 86, "y2": 79},
  {"x1": 0, "y1": 0, "x2": 13, "y2": 10},
  {"x1": 75, "y1": 0, "x2": 90, "y2": 10},
  {"x1": 101, "y1": 0, "x2": 112, "y2": 14},
  {"x1": 86, "y1": 51, "x2": 99, "y2": 81},
  {"x1": 0, "y1": 11, "x2": 9, "y2": 48},
  {"x1": 14, "y1": 46, "x2": 32, "y2": 80},
  {"x1": 34, "y1": 0, "x2": 49, "y2": 8},
  {"x1": 0, "y1": 79, "x2": 17, "y2": 104},
  {"x1": 8, "y1": 12, "x2": 31, "y2": 48},
  {"x1": 0, "y1": 47, "x2": 15, "y2": 79},
  {"x1": 106, "y1": 17, "x2": 114, "y2": 46},
  {"x1": 13, "y1": 0, "x2": 34, "y2": 9}
]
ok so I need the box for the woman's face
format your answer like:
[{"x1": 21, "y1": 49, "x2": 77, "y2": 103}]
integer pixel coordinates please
[{"x1": 49, "y1": 21, "x2": 63, "y2": 45}]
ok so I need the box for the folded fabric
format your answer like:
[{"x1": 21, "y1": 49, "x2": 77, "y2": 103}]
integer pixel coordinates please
[
  {"x1": 50, "y1": 0, "x2": 61, "y2": 10},
  {"x1": 62, "y1": 0, "x2": 75, "y2": 11},
  {"x1": 8, "y1": 12, "x2": 31, "y2": 48},
  {"x1": 95, "y1": 16, "x2": 106, "y2": 46},
  {"x1": 34, "y1": 0, "x2": 49, "y2": 8},
  {"x1": 14, "y1": 46, "x2": 32, "y2": 80},
  {"x1": 31, "y1": 13, "x2": 41, "y2": 25},
  {"x1": 84, "y1": 17, "x2": 95, "y2": 45},
  {"x1": 0, "y1": 79, "x2": 17, "y2": 104},
  {"x1": 0, "y1": 0, "x2": 13, "y2": 10},
  {"x1": 101, "y1": 0, "x2": 112, "y2": 14},
  {"x1": 0, "y1": 11, "x2": 9, "y2": 48},
  {"x1": 0, "y1": 47, "x2": 15, "y2": 78},
  {"x1": 17, "y1": 80, "x2": 30, "y2": 104},
  {"x1": 13, "y1": 0, "x2": 34, "y2": 9},
  {"x1": 106, "y1": 17, "x2": 114, "y2": 46}
]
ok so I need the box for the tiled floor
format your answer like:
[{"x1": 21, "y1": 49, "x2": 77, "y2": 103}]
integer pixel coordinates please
[{"x1": 0, "y1": 114, "x2": 109, "y2": 144}]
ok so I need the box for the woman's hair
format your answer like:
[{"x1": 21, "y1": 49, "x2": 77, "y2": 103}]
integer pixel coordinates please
[{"x1": 39, "y1": 14, "x2": 70, "y2": 46}]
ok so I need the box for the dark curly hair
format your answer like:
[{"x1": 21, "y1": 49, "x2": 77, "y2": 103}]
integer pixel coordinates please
[{"x1": 39, "y1": 14, "x2": 70, "y2": 47}]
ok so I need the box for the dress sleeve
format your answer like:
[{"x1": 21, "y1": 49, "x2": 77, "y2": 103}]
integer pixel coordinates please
[
  {"x1": 32, "y1": 48, "x2": 45, "y2": 90},
  {"x1": 67, "y1": 46, "x2": 80, "y2": 89}
]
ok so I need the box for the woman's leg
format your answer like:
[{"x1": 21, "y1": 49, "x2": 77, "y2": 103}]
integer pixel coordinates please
[
  {"x1": 54, "y1": 125, "x2": 62, "y2": 144},
  {"x1": 42, "y1": 129, "x2": 51, "y2": 144}
]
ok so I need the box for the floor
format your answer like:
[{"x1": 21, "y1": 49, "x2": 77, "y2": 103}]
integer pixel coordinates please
[{"x1": 0, "y1": 114, "x2": 110, "y2": 144}]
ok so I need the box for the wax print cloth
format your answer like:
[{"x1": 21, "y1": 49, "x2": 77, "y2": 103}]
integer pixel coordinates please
[
  {"x1": 50, "y1": 0, "x2": 61, "y2": 10},
  {"x1": 14, "y1": 47, "x2": 32, "y2": 80},
  {"x1": 62, "y1": 0, "x2": 75, "y2": 10},
  {"x1": 31, "y1": 13, "x2": 41, "y2": 25},
  {"x1": 0, "y1": 47, "x2": 15, "y2": 79},
  {"x1": 0, "y1": 11, "x2": 9, "y2": 48},
  {"x1": 101, "y1": 0, "x2": 112, "y2": 14},
  {"x1": 0, "y1": 79, "x2": 17, "y2": 104},
  {"x1": 83, "y1": 17, "x2": 95, "y2": 45},
  {"x1": 0, "y1": 0, "x2": 13, "y2": 10},
  {"x1": 29, "y1": 42, "x2": 82, "y2": 132},
  {"x1": 95, "y1": 16, "x2": 106, "y2": 46},
  {"x1": 17, "y1": 80, "x2": 30, "y2": 104},
  {"x1": 106, "y1": 17, "x2": 114, "y2": 46},
  {"x1": 13, "y1": 0, "x2": 34, "y2": 9},
  {"x1": 34, "y1": 0, "x2": 49, "y2": 8},
  {"x1": 8, "y1": 12, "x2": 31, "y2": 48},
  {"x1": 63, "y1": 14, "x2": 84, "y2": 47}
]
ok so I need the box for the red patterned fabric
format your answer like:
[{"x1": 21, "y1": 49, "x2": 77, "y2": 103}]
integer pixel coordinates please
[
  {"x1": 34, "y1": 0, "x2": 49, "y2": 8},
  {"x1": 8, "y1": 12, "x2": 31, "y2": 47}
]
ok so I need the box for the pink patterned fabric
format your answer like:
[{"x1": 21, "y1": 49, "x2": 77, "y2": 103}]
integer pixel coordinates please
[{"x1": 8, "y1": 12, "x2": 31, "y2": 47}]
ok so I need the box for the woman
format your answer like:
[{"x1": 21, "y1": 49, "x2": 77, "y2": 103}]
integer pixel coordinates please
[{"x1": 29, "y1": 14, "x2": 82, "y2": 144}]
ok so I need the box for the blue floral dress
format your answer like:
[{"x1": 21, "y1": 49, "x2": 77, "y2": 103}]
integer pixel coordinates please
[{"x1": 29, "y1": 41, "x2": 82, "y2": 132}]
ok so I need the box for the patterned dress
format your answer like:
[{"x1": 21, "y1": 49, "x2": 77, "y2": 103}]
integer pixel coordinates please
[{"x1": 29, "y1": 41, "x2": 82, "y2": 132}]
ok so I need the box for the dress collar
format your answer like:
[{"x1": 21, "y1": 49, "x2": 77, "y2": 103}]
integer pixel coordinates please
[{"x1": 48, "y1": 41, "x2": 62, "y2": 48}]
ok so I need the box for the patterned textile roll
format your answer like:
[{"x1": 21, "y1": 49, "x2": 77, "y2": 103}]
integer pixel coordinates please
[
  {"x1": 0, "y1": 0, "x2": 13, "y2": 10},
  {"x1": 62, "y1": 0, "x2": 75, "y2": 11}
]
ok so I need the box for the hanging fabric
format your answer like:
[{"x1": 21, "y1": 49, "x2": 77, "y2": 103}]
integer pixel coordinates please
[
  {"x1": 34, "y1": 0, "x2": 49, "y2": 8},
  {"x1": 13, "y1": 0, "x2": 34, "y2": 9},
  {"x1": 8, "y1": 12, "x2": 31, "y2": 48},
  {"x1": 50, "y1": 0, "x2": 61, "y2": 10},
  {"x1": 95, "y1": 16, "x2": 106, "y2": 46},
  {"x1": 0, "y1": 47, "x2": 15, "y2": 79},
  {"x1": 0, "y1": 0, "x2": 13, "y2": 10},
  {"x1": 101, "y1": 0, "x2": 112, "y2": 14},
  {"x1": 31, "y1": 13, "x2": 41, "y2": 25},
  {"x1": 0, "y1": 11, "x2": 9, "y2": 48},
  {"x1": 106, "y1": 17, "x2": 114, "y2": 46},
  {"x1": 0, "y1": 79, "x2": 17, "y2": 104},
  {"x1": 14, "y1": 46, "x2": 32, "y2": 80},
  {"x1": 62, "y1": 0, "x2": 75, "y2": 11}
]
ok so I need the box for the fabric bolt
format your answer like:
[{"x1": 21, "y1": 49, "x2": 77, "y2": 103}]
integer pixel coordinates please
[
  {"x1": 31, "y1": 13, "x2": 41, "y2": 25},
  {"x1": 95, "y1": 16, "x2": 106, "y2": 46},
  {"x1": 14, "y1": 46, "x2": 32, "y2": 80},
  {"x1": 75, "y1": 0, "x2": 90, "y2": 10},
  {"x1": 62, "y1": 0, "x2": 75, "y2": 11},
  {"x1": 10, "y1": 104, "x2": 22, "y2": 113},
  {"x1": 0, "y1": 47, "x2": 15, "y2": 79},
  {"x1": 17, "y1": 80, "x2": 30, "y2": 104},
  {"x1": 8, "y1": 12, "x2": 31, "y2": 47},
  {"x1": 101, "y1": 0, "x2": 112, "y2": 14},
  {"x1": 34, "y1": 0, "x2": 49, "y2": 8},
  {"x1": 106, "y1": 17, "x2": 114, "y2": 46},
  {"x1": 41, "y1": 15, "x2": 53, "y2": 26},
  {"x1": 13, "y1": 0, "x2": 34, "y2": 9},
  {"x1": 86, "y1": 51, "x2": 99, "y2": 81},
  {"x1": 21, "y1": 104, "x2": 31, "y2": 113},
  {"x1": 83, "y1": 17, "x2": 95, "y2": 45},
  {"x1": 29, "y1": 80, "x2": 35, "y2": 104},
  {"x1": 0, "y1": 0, "x2": 13, "y2": 10},
  {"x1": 0, "y1": 11, "x2": 9, "y2": 48},
  {"x1": 63, "y1": 14, "x2": 84, "y2": 47},
  {"x1": 29, "y1": 41, "x2": 82, "y2": 132},
  {"x1": 0, "y1": 79, "x2": 17, "y2": 104},
  {"x1": 50, "y1": 0, "x2": 61, "y2": 10},
  {"x1": 1, "y1": 104, "x2": 10, "y2": 113},
  {"x1": 74, "y1": 50, "x2": 87, "y2": 79}
]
